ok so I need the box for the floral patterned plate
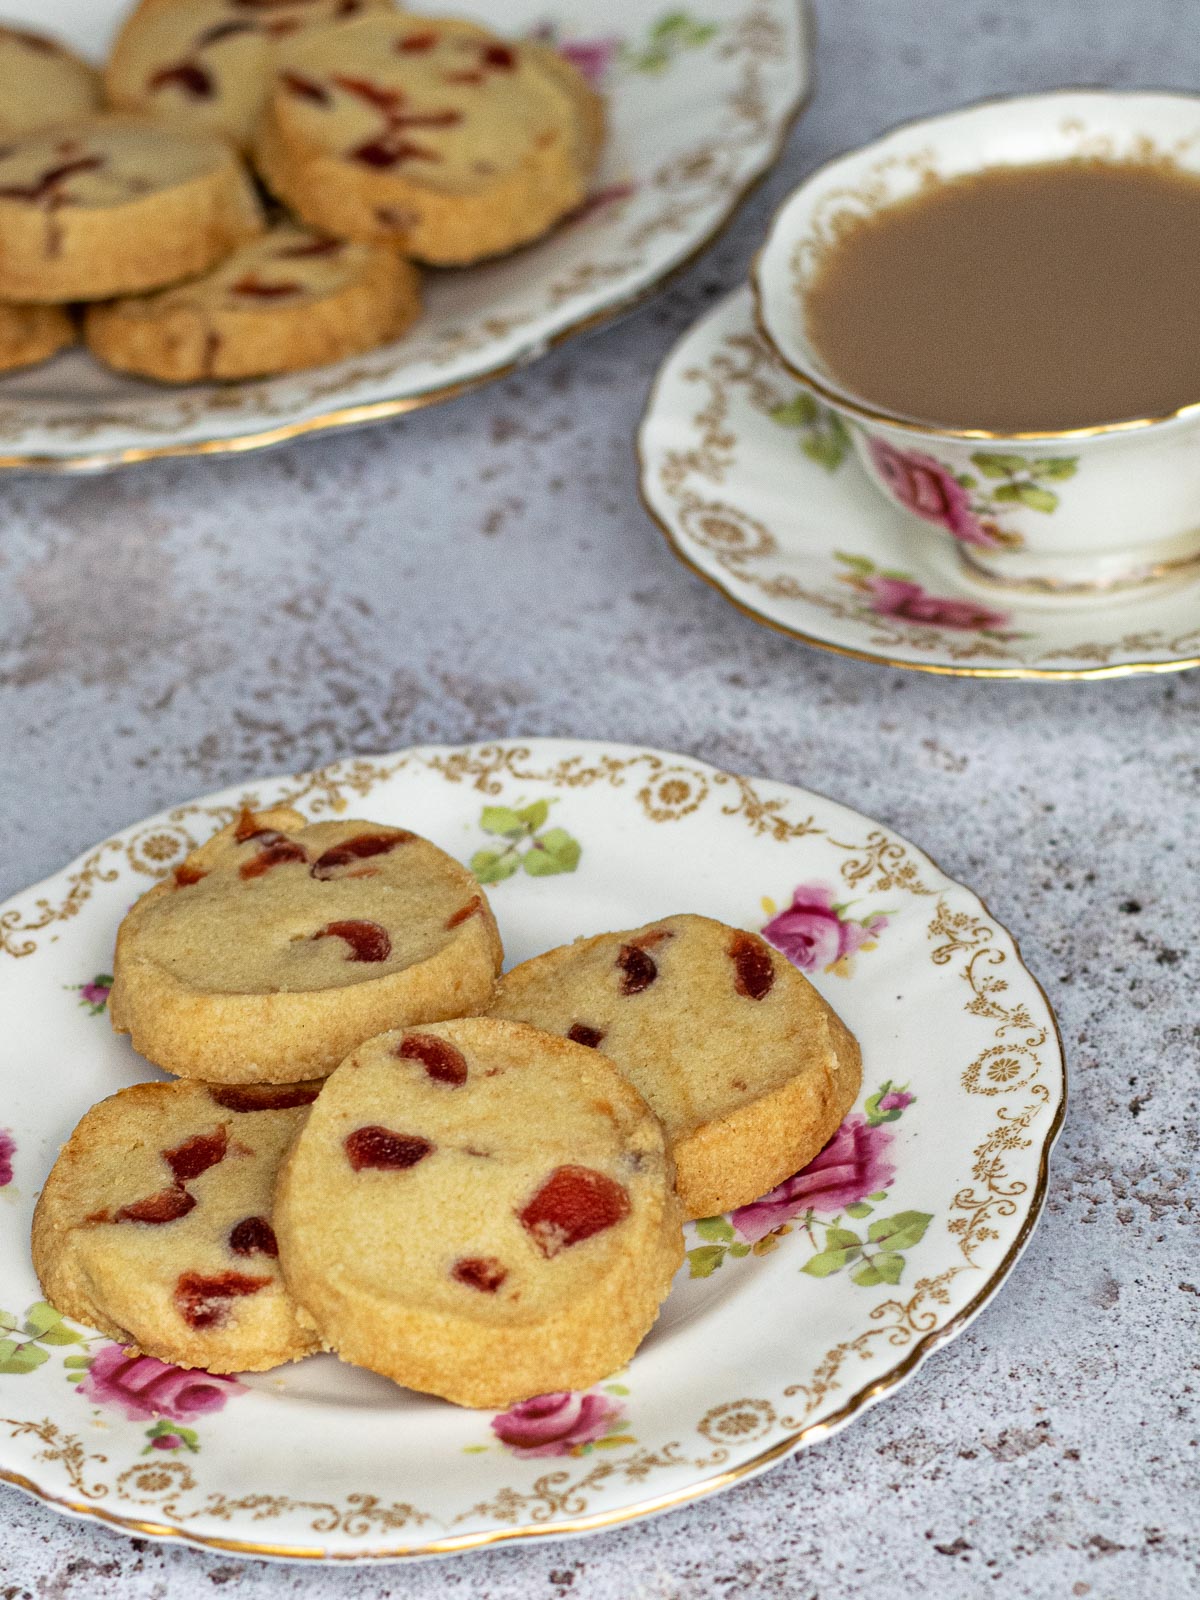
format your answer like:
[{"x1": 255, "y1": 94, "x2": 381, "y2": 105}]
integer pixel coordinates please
[
  {"x1": 0, "y1": 739, "x2": 1064, "y2": 1560},
  {"x1": 0, "y1": 1, "x2": 809, "y2": 473},
  {"x1": 638, "y1": 287, "x2": 1200, "y2": 678}
]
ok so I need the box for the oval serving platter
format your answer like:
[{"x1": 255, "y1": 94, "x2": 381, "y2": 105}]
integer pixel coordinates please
[
  {"x1": 0, "y1": 739, "x2": 1064, "y2": 1559},
  {"x1": 0, "y1": 0, "x2": 810, "y2": 472}
]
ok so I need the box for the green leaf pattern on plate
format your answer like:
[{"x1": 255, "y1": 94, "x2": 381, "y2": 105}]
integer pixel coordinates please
[{"x1": 470, "y1": 799, "x2": 582, "y2": 884}]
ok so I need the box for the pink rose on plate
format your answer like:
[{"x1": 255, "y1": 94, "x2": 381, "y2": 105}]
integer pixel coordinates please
[
  {"x1": 866, "y1": 576, "x2": 1010, "y2": 633},
  {"x1": 763, "y1": 883, "x2": 887, "y2": 973},
  {"x1": 491, "y1": 1390, "x2": 623, "y2": 1458},
  {"x1": 0, "y1": 1128, "x2": 14, "y2": 1188},
  {"x1": 879, "y1": 1089, "x2": 914, "y2": 1112},
  {"x1": 867, "y1": 437, "x2": 999, "y2": 549},
  {"x1": 558, "y1": 36, "x2": 621, "y2": 87},
  {"x1": 732, "y1": 1115, "x2": 896, "y2": 1243},
  {"x1": 78, "y1": 1345, "x2": 242, "y2": 1422},
  {"x1": 80, "y1": 979, "x2": 111, "y2": 1008}
]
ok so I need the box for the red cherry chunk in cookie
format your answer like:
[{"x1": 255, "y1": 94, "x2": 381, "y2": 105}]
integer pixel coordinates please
[
  {"x1": 445, "y1": 894, "x2": 483, "y2": 929},
  {"x1": 163, "y1": 1125, "x2": 228, "y2": 1184},
  {"x1": 174, "y1": 1269, "x2": 271, "y2": 1330},
  {"x1": 149, "y1": 62, "x2": 215, "y2": 99},
  {"x1": 729, "y1": 931, "x2": 775, "y2": 1001},
  {"x1": 313, "y1": 920, "x2": 391, "y2": 962},
  {"x1": 173, "y1": 862, "x2": 205, "y2": 887},
  {"x1": 344, "y1": 1125, "x2": 433, "y2": 1171},
  {"x1": 210, "y1": 1083, "x2": 320, "y2": 1112},
  {"x1": 452, "y1": 1256, "x2": 507, "y2": 1293},
  {"x1": 396, "y1": 1033, "x2": 467, "y2": 1086},
  {"x1": 310, "y1": 832, "x2": 410, "y2": 879},
  {"x1": 567, "y1": 1022, "x2": 605, "y2": 1049},
  {"x1": 231, "y1": 273, "x2": 302, "y2": 299},
  {"x1": 229, "y1": 1216, "x2": 279, "y2": 1258},
  {"x1": 115, "y1": 1187, "x2": 196, "y2": 1226},
  {"x1": 281, "y1": 69, "x2": 331, "y2": 105},
  {"x1": 518, "y1": 1165, "x2": 630, "y2": 1258},
  {"x1": 615, "y1": 943, "x2": 658, "y2": 995},
  {"x1": 240, "y1": 837, "x2": 309, "y2": 878}
]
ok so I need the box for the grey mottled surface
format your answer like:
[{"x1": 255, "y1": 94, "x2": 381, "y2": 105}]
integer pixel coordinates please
[{"x1": 1, "y1": 1, "x2": 1197, "y2": 1595}]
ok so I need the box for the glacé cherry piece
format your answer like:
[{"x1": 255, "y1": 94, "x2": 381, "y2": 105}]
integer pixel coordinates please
[
  {"x1": 281, "y1": 70, "x2": 331, "y2": 105},
  {"x1": 210, "y1": 1083, "x2": 320, "y2": 1112},
  {"x1": 163, "y1": 1125, "x2": 228, "y2": 1183},
  {"x1": 313, "y1": 920, "x2": 391, "y2": 962},
  {"x1": 174, "y1": 1269, "x2": 270, "y2": 1330},
  {"x1": 452, "y1": 1256, "x2": 507, "y2": 1293},
  {"x1": 518, "y1": 1165, "x2": 630, "y2": 1258},
  {"x1": 230, "y1": 273, "x2": 302, "y2": 298},
  {"x1": 344, "y1": 1125, "x2": 433, "y2": 1171},
  {"x1": 310, "y1": 831, "x2": 409, "y2": 879},
  {"x1": 173, "y1": 862, "x2": 205, "y2": 887},
  {"x1": 567, "y1": 1022, "x2": 605, "y2": 1049},
  {"x1": 115, "y1": 1187, "x2": 196, "y2": 1225},
  {"x1": 616, "y1": 943, "x2": 657, "y2": 995},
  {"x1": 240, "y1": 838, "x2": 309, "y2": 878},
  {"x1": 729, "y1": 931, "x2": 775, "y2": 1001},
  {"x1": 445, "y1": 894, "x2": 483, "y2": 929},
  {"x1": 229, "y1": 1216, "x2": 279, "y2": 1258},
  {"x1": 396, "y1": 1033, "x2": 467, "y2": 1086},
  {"x1": 149, "y1": 61, "x2": 214, "y2": 98},
  {"x1": 396, "y1": 30, "x2": 437, "y2": 52}
]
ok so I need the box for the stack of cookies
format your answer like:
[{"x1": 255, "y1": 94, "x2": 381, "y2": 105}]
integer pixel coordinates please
[
  {"x1": 0, "y1": 4, "x2": 605, "y2": 383},
  {"x1": 33, "y1": 807, "x2": 861, "y2": 1408}
]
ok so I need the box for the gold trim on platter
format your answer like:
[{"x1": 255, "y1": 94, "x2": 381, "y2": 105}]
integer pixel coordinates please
[
  {"x1": 0, "y1": 741, "x2": 1066, "y2": 1561},
  {"x1": 0, "y1": 1, "x2": 813, "y2": 475}
]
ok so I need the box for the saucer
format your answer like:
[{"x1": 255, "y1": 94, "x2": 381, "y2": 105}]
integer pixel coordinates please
[{"x1": 638, "y1": 287, "x2": 1200, "y2": 678}]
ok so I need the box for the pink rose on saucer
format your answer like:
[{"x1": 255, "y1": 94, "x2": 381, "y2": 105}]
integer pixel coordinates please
[
  {"x1": 868, "y1": 437, "x2": 999, "y2": 549},
  {"x1": 78, "y1": 1346, "x2": 242, "y2": 1422},
  {"x1": 732, "y1": 1115, "x2": 897, "y2": 1243},
  {"x1": 0, "y1": 1128, "x2": 14, "y2": 1188},
  {"x1": 491, "y1": 1391, "x2": 623, "y2": 1458},
  {"x1": 763, "y1": 883, "x2": 887, "y2": 973},
  {"x1": 865, "y1": 575, "x2": 1010, "y2": 632}
]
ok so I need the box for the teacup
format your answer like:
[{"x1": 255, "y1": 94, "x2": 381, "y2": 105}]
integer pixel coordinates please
[{"x1": 752, "y1": 89, "x2": 1200, "y2": 598}]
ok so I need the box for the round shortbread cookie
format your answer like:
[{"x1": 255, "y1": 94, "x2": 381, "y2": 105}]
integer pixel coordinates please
[
  {"x1": 0, "y1": 115, "x2": 265, "y2": 303},
  {"x1": 253, "y1": 13, "x2": 604, "y2": 263},
  {"x1": 0, "y1": 24, "x2": 100, "y2": 136},
  {"x1": 0, "y1": 301, "x2": 75, "y2": 373},
  {"x1": 105, "y1": 0, "x2": 397, "y2": 151},
  {"x1": 86, "y1": 220, "x2": 422, "y2": 382},
  {"x1": 109, "y1": 806, "x2": 503, "y2": 1084},
  {"x1": 491, "y1": 914, "x2": 864, "y2": 1220},
  {"x1": 274, "y1": 1018, "x2": 683, "y2": 1407},
  {"x1": 31, "y1": 1078, "x2": 323, "y2": 1372}
]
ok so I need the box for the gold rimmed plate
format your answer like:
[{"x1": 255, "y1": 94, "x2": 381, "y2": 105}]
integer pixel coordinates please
[
  {"x1": 638, "y1": 286, "x2": 1200, "y2": 678},
  {"x1": 0, "y1": 0, "x2": 810, "y2": 473},
  {"x1": 0, "y1": 739, "x2": 1064, "y2": 1559}
]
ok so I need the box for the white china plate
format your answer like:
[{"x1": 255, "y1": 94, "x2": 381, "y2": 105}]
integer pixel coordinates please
[
  {"x1": 638, "y1": 287, "x2": 1200, "y2": 678},
  {"x1": 0, "y1": 1, "x2": 809, "y2": 472},
  {"x1": 0, "y1": 739, "x2": 1064, "y2": 1560}
]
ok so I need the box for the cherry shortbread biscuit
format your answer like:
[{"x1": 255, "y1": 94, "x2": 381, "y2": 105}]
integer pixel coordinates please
[
  {"x1": 105, "y1": 0, "x2": 396, "y2": 151},
  {"x1": 32, "y1": 1079, "x2": 322, "y2": 1372},
  {"x1": 274, "y1": 1019, "x2": 683, "y2": 1407},
  {"x1": 253, "y1": 13, "x2": 604, "y2": 263},
  {"x1": 0, "y1": 116, "x2": 264, "y2": 303},
  {"x1": 492, "y1": 915, "x2": 863, "y2": 1220},
  {"x1": 109, "y1": 806, "x2": 503, "y2": 1084},
  {"x1": 0, "y1": 25, "x2": 100, "y2": 136},
  {"x1": 86, "y1": 221, "x2": 421, "y2": 382},
  {"x1": 0, "y1": 302, "x2": 75, "y2": 374}
]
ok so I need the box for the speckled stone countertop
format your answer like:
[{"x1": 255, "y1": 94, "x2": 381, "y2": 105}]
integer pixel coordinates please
[{"x1": 1, "y1": 1, "x2": 1197, "y2": 1595}]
